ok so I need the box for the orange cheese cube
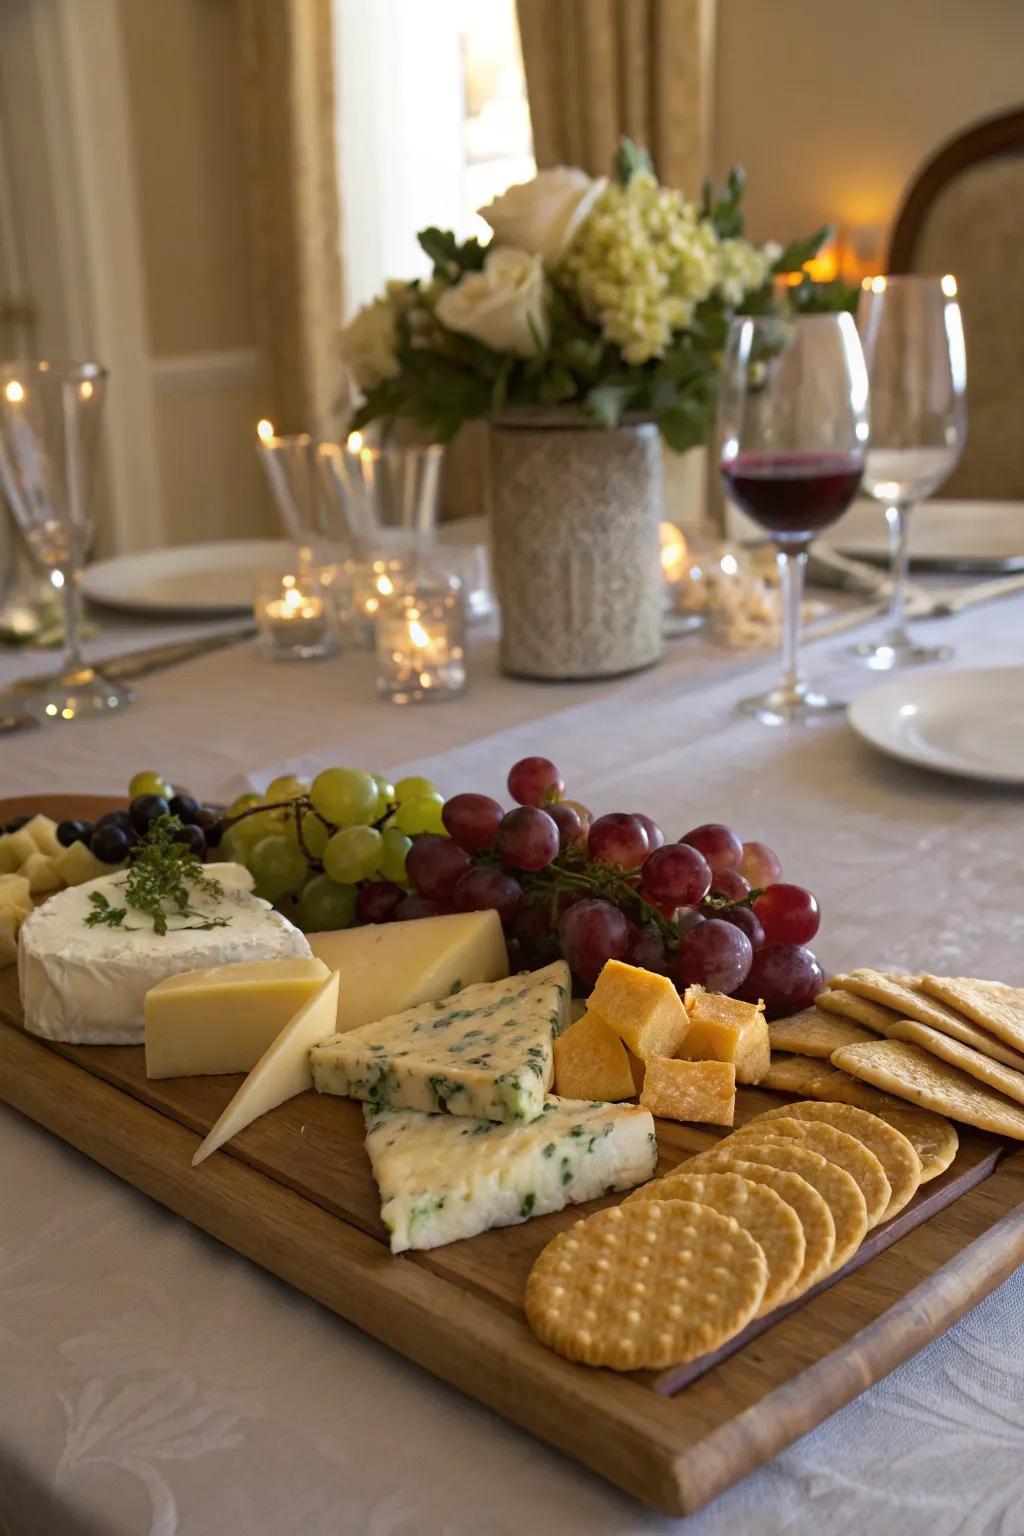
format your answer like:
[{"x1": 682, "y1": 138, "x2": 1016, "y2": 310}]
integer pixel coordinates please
[
  {"x1": 588, "y1": 959, "x2": 689, "y2": 1060},
  {"x1": 553, "y1": 1008, "x2": 636, "y2": 1102},
  {"x1": 639, "y1": 1057, "x2": 736, "y2": 1126},
  {"x1": 677, "y1": 991, "x2": 770, "y2": 1084}
]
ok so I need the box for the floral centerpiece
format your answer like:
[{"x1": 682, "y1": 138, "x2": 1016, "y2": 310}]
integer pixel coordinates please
[{"x1": 342, "y1": 142, "x2": 851, "y2": 680}]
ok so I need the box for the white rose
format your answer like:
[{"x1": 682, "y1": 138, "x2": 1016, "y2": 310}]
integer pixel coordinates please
[
  {"x1": 341, "y1": 296, "x2": 400, "y2": 391},
  {"x1": 480, "y1": 168, "x2": 607, "y2": 265},
  {"x1": 434, "y1": 248, "x2": 549, "y2": 358}
]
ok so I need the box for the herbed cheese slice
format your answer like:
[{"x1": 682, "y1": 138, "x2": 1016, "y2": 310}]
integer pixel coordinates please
[
  {"x1": 365, "y1": 1095, "x2": 659, "y2": 1252},
  {"x1": 311, "y1": 960, "x2": 571, "y2": 1123},
  {"x1": 308, "y1": 909, "x2": 508, "y2": 1030},
  {"x1": 18, "y1": 863, "x2": 310, "y2": 1044},
  {"x1": 192, "y1": 971, "x2": 340, "y2": 1166}
]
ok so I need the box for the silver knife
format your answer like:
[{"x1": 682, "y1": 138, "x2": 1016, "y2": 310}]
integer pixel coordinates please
[{"x1": 3, "y1": 623, "x2": 257, "y2": 697}]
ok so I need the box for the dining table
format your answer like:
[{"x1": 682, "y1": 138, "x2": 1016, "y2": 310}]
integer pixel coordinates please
[{"x1": 1, "y1": 573, "x2": 1023, "y2": 1536}]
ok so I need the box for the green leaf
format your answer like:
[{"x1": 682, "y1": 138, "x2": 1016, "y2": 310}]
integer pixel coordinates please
[
  {"x1": 613, "y1": 137, "x2": 655, "y2": 186},
  {"x1": 417, "y1": 227, "x2": 488, "y2": 281},
  {"x1": 771, "y1": 226, "x2": 832, "y2": 274},
  {"x1": 585, "y1": 382, "x2": 633, "y2": 429},
  {"x1": 537, "y1": 365, "x2": 578, "y2": 404}
]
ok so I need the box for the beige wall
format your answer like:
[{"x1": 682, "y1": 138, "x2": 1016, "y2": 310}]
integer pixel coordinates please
[{"x1": 713, "y1": 0, "x2": 1024, "y2": 253}]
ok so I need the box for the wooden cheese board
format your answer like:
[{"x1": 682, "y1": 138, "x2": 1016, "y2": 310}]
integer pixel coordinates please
[{"x1": 3, "y1": 795, "x2": 1024, "y2": 1515}]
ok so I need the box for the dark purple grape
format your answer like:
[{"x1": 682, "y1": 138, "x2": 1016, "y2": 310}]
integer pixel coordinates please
[
  {"x1": 497, "y1": 806, "x2": 559, "y2": 872},
  {"x1": 406, "y1": 834, "x2": 472, "y2": 902},
  {"x1": 642, "y1": 843, "x2": 711, "y2": 907},
  {"x1": 453, "y1": 865, "x2": 524, "y2": 926},
  {"x1": 4, "y1": 814, "x2": 31, "y2": 833},
  {"x1": 632, "y1": 813, "x2": 665, "y2": 852},
  {"x1": 395, "y1": 892, "x2": 448, "y2": 921},
  {"x1": 172, "y1": 823, "x2": 207, "y2": 858},
  {"x1": 680, "y1": 822, "x2": 743, "y2": 874},
  {"x1": 547, "y1": 801, "x2": 584, "y2": 851},
  {"x1": 129, "y1": 794, "x2": 170, "y2": 834},
  {"x1": 91, "y1": 824, "x2": 131, "y2": 864},
  {"x1": 169, "y1": 793, "x2": 201, "y2": 823},
  {"x1": 626, "y1": 925, "x2": 669, "y2": 974},
  {"x1": 56, "y1": 819, "x2": 90, "y2": 848},
  {"x1": 559, "y1": 898, "x2": 630, "y2": 988},
  {"x1": 707, "y1": 868, "x2": 750, "y2": 903},
  {"x1": 588, "y1": 813, "x2": 649, "y2": 871},
  {"x1": 96, "y1": 809, "x2": 132, "y2": 834},
  {"x1": 752, "y1": 884, "x2": 821, "y2": 946},
  {"x1": 737, "y1": 943, "x2": 825, "y2": 1018},
  {"x1": 357, "y1": 880, "x2": 405, "y2": 923},
  {"x1": 193, "y1": 808, "x2": 223, "y2": 848},
  {"x1": 514, "y1": 904, "x2": 560, "y2": 967},
  {"x1": 717, "y1": 903, "x2": 765, "y2": 948},
  {"x1": 507, "y1": 756, "x2": 564, "y2": 807},
  {"x1": 441, "y1": 792, "x2": 504, "y2": 853},
  {"x1": 671, "y1": 918, "x2": 753, "y2": 994}
]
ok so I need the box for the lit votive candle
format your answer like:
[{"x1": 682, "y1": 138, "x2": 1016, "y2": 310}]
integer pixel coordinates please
[
  {"x1": 375, "y1": 578, "x2": 466, "y2": 703},
  {"x1": 255, "y1": 572, "x2": 341, "y2": 661}
]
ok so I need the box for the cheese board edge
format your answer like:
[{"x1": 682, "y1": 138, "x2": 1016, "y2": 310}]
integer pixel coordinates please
[{"x1": 4, "y1": 1013, "x2": 1024, "y2": 1518}]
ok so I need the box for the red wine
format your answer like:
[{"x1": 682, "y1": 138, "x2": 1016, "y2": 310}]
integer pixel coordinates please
[{"x1": 721, "y1": 451, "x2": 864, "y2": 540}]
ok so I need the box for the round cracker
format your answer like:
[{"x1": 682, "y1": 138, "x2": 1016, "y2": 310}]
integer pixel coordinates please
[
  {"x1": 730, "y1": 1116, "x2": 891, "y2": 1226},
  {"x1": 751, "y1": 1099, "x2": 922, "y2": 1220},
  {"x1": 627, "y1": 1169, "x2": 805, "y2": 1316},
  {"x1": 870, "y1": 1102, "x2": 958, "y2": 1182},
  {"x1": 525, "y1": 1199, "x2": 767, "y2": 1370},
  {"x1": 684, "y1": 1153, "x2": 835, "y2": 1300},
  {"x1": 700, "y1": 1139, "x2": 867, "y2": 1273}
]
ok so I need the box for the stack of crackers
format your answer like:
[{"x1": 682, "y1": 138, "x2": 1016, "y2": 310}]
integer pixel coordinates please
[
  {"x1": 526, "y1": 1098, "x2": 926, "y2": 1370},
  {"x1": 766, "y1": 968, "x2": 1024, "y2": 1146}
]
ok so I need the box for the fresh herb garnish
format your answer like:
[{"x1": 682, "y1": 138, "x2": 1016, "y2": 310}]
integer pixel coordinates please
[{"x1": 83, "y1": 815, "x2": 229, "y2": 935}]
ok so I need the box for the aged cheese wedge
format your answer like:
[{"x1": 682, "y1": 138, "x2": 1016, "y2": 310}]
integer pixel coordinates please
[
  {"x1": 553, "y1": 1007, "x2": 635, "y2": 1101},
  {"x1": 192, "y1": 970, "x2": 340, "y2": 1166},
  {"x1": 588, "y1": 959, "x2": 689, "y2": 1059},
  {"x1": 308, "y1": 909, "x2": 508, "y2": 1030},
  {"x1": 19, "y1": 864, "x2": 310, "y2": 1044},
  {"x1": 311, "y1": 961, "x2": 571, "y2": 1123},
  {"x1": 640, "y1": 1056, "x2": 736, "y2": 1126},
  {"x1": 364, "y1": 1095, "x2": 657, "y2": 1252},
  {"x1": 678, "y1": 990, "x2": 769, "y2": 1084},
  {"x1": 145, "y1": 956, "x2": 332, "y2": 1078}
]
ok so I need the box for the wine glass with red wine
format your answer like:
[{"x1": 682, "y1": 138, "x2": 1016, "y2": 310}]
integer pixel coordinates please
[{"x1": 719, "y1": 312, "x2": 869, "y2": 725}]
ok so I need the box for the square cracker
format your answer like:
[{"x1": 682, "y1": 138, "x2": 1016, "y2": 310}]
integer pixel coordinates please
[
  {"x1": 831, "y1": 1039, "x2": 1024, "y2": 1140},
  {"x1": 833, "y1": 970, "x2": 1024, "y2": 1075},
  {"x1": 919, "y1": 976, "x2": 1024, "y2": 1056},
  {"x1": 884, "y1": 1017, "x2": 1024, "y2": 1108},
  {"x1": 760, "y1": 1054, "x2": 841, "y2": 1096},
  {"x1": 769, "y1": 1008, "x2": 877, "y2": 1058},
  {"x1": 816, "y1": 987, "x2": 901, "y2": 1033}
]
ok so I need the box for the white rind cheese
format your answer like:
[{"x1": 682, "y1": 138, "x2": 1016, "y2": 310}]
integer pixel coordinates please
[
  {"x1": 310, "y1": 960, "x2": 571, "y2": 1123},
  {"x1": 365, "y1": 1096, "x2": 659, "y2": 1252},
  {"x1": 19, "y1": 864, "x2": 310, "y2": 1044}
]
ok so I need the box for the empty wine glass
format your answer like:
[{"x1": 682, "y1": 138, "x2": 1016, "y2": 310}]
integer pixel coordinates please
[
  {"x1": 719, "y1": 313, "x2": 869, "y2": 725},
  {"x1": 851, "y1": 274, "x2": 967, "y2": 669},
  {"x1": 0, "y1": 361, "x2": 135, "y2": 722}
]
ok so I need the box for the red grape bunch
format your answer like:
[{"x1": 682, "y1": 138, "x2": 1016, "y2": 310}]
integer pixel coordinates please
[{"x1": 409, "y1": 757, "x2": 826, "y2": 1018}]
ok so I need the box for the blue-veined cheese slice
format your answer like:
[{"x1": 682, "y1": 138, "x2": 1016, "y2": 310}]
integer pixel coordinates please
[
  {"x1": 364, "y1": 1095, "x2": 658, "y2": 1252},
  {"x1": 310, "y1": 960, "x2": 571, "y2": 1123}
]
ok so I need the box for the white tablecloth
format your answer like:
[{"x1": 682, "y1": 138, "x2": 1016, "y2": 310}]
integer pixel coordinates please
[{"x1": 2, "y1": 594, "x2": 1024, "y2": 1536}]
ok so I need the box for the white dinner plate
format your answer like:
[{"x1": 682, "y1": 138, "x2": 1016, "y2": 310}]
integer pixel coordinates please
[
  {"x1": 848, "y1": 666, "x2": 1024, "y2": 785},
  {"x1": 82, "y1": 540, "x2": 293, "y2": 616},
  {"x1": 827, "y1": 498, "x2": 1024, "y2": 573}
]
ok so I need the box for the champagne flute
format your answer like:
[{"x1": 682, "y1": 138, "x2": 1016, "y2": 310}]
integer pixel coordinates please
[
  {"x1": 719, "y1": 313, "x2": 869, "y2": 725},
  {"x1": 851, "y1": 274, "x2": 966, "y2": 669},
  {"x1": 0, "y1": 361, "x2": 135, "y2": 721}
]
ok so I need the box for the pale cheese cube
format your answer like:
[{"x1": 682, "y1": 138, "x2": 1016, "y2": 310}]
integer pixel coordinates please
[
  {"x1": 0, "y1": 908, "x2": 23, "y2": 966},
  {"x1": 19, "y1": 852, "x2": 61, "y2": 896},
  {"x1": 0, "y1": 873, "x2": 31, "y2": 913},
  {"x1": 365, "y1": 1096, "x2": 658, "y2": 1252},
  {"x1": 53, "y1": 840, "x2": 119, "y2": 888}
]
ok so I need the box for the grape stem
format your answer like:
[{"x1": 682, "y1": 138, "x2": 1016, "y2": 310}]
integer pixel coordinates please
[{"x1": 221, "y1": 795, "x2": 390, "y2": 877}]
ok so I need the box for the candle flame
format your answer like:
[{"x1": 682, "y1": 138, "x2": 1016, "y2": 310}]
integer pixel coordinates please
[
  {"x1": 347, "y1": 430, "x2": 363, "y2": 451},
  {"x1": 376, "y1": 574, "x2": 395, "y2": 596},
  {"x1": 659, "y1": 522, "x2": 688, "y2": 583},
  {"x1": 408, "y1": 618, "x2": 430, "y2": 648},
  {"x1": 79, "y1": 380, "x2": 94, "y2": 401},
  {"x1": 257, "y1": 418, "x2": 275, "y2": 443},
  {"x1": 941, "y1": 273, "x2": 958, "y2": 298},
  {"x1": 284, "y1": 586, "x2": 304, "y2": 610},
  {"x1": 4, "y1": 380, "x2": 25, "y2": 405}
]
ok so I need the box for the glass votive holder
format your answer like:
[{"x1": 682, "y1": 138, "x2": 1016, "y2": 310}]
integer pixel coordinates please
[
  {"x1": 375, "y1": 576, "x2": 466, "y2": 703},
  {"x1": 320, "y1": 554, "x2": 409, "y2": 650},
  {"x1": 254, "y1": 571, "x2": 342, "y2": 661}
]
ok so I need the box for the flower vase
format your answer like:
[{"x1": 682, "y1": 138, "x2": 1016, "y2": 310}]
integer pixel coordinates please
[{"x1": 487, "y1": 414, "x2": 664, "y2": 681}]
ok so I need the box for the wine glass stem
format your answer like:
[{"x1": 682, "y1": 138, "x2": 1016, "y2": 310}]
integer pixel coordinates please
[
  {"x1": 776, "y1": 545, "x2": 807, "y2": 700},
  {"x1": 58, "y1": 567, "x2": 85, "y2": 676},
  {"x1": 884, "y1": 501, "x2": 913, "y2": 646}
]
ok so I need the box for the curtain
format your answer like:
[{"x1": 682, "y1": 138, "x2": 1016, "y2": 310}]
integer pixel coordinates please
[
  {"x1": 516, "y1": 0, "x2": 716, "y2": 192},
  {"x1": 239, "y1": 0, "x2": 345, "y2": 438}
]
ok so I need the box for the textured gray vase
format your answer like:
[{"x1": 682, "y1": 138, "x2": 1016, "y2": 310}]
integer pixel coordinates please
[{"x1": 488, "y1": 415, "x2": 664, "y2": 680}]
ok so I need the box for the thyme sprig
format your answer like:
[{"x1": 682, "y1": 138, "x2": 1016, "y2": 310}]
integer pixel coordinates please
[{"x1": 83, "y1": 815, "x2": 229, "y2": 935}]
